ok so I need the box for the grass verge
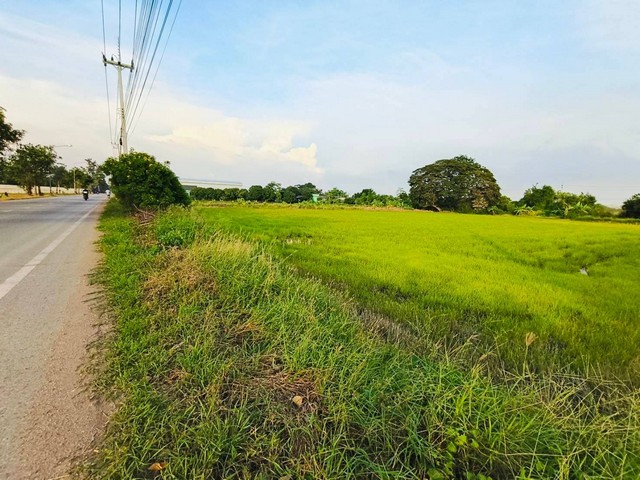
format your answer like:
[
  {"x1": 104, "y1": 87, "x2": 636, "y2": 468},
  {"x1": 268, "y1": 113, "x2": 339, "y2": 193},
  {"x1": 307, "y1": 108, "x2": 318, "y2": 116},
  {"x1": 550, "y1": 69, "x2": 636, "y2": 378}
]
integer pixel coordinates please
[{"x1": 88, "y1": 203, "x2": 640, "y2": 479}]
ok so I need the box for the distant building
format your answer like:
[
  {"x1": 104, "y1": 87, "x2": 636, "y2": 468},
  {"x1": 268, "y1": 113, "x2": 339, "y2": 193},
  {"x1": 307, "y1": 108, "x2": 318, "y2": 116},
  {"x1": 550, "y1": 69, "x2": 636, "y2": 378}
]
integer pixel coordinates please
[{"x1": 179, "y1": 178, "x2": 243, "y2": 194}]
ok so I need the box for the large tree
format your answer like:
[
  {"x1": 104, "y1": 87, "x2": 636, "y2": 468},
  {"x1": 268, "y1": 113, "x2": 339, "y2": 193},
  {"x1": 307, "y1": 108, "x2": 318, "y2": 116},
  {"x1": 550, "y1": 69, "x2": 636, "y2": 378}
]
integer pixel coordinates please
[
  {"x1": 102, "y1": 151, "x2": 190, "y2": 209},
  {"x1": 7, "y1": 144, "x2": 58, "y2": 195},
  {"x1": 409, "y1": 155, "x2": 501, "y2": 212}
]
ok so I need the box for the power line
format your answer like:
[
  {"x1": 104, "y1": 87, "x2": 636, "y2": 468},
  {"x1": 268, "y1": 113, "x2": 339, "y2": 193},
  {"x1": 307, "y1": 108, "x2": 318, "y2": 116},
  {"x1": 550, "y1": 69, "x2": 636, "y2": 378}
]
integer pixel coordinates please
[
  {"x1": 129, "y1": 0, "x2": 182, "y2": 134},
  {"x1": 118, "y1": 0, "x2": 122, "y2": 59},
  {"x1": 101, "y1": 0, "x2": 115, "y2": 146},
  {"x1": 101, "y1": 0, "x2": 181, "y2": 153},
  {"x1": 126, "y1": 1, "x2": 164, "y2": 120},
  {"x1": 124, "y1": 0, "x2": 161, "y2": 124},
  {"x1": 130, "y1": 0, "x2": 182, "y2": 136}
]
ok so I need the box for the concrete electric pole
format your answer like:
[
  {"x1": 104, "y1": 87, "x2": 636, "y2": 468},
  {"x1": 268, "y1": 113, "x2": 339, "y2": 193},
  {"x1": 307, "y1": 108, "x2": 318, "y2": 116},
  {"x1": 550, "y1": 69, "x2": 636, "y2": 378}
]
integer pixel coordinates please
[{"x1": 103, "y1": 54, "x2": 134, "y2": 156}]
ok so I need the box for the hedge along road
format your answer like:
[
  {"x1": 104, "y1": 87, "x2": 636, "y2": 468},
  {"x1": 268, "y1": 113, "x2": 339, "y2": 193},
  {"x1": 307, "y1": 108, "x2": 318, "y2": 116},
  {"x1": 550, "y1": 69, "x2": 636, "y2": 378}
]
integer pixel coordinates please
[{"x1": 0, "y1": 194, "x2": 109, "y2": 479}]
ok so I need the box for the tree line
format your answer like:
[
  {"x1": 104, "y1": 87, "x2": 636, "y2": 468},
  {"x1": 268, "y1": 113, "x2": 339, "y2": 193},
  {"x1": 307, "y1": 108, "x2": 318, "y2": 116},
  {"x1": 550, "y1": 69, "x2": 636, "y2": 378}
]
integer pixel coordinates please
[
  {"x1": 191, "y1": 183, "x2": 411, "y2": 207},
  {"x1": 408, "y1": 155, "x2": 639, "y2": 219},
  {"x1": 193, "y1": 155, "x2": 639, "y2": 219},
  {"x1": 3, "y1": 105, "x2": 638, "y2": 218},
  {"x1": 0, "y1": 107, "x2": 108, "y2": 194}
]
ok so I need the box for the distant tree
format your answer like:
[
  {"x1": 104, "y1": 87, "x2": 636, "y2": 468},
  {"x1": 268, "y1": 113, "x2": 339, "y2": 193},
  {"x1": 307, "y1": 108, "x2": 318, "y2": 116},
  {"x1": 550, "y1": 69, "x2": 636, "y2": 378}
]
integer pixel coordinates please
[
  {"x1": 325, "y1": 187, "x2": 347, "y2": 203},
  {"x1": 282, "y1": 185, "x2": 300, "y2": 203},
  {"x1": 263, "y1": 181, "x2": 282, "y2": 203},
  {"x1": 519, "y1": 186, "x2": 599, "y2": 217},
  {"x1": 82, "y1": 158, "x2": 109, "y2": 192},
  {"x1": 395, "y1": 188, "x2": 411, "y2": 207},
  {"x1": 221, "y1": 188, "x2": 241, "y2": 201},
  {"x1": 296, "y1": 182, "x2": 319, "y2": 201},
  {"x1": 553, "y1": 191, "x2": 597, "y2": 217},
  {"x1": 493, "y1": 195, "x2": 515, "y2": 214},
  {"x1": 211, "y1": 188, "x2": 224, "y2": 201},
  {"x1": 7, "y1": 144, "x2": 58, "y2": 195},
  {"x1": 50, "y1": 164, "x2": 68, "y2": 193},
  {"x1": 190, "y1": 187, "x2": 224, "y2": 201},
  {"x1": 409, "y1": 155, "x2": 501, "y2": 212},
  {"x1": 246, "y1": 185, "x2": 265, "y2": 202},
  {"x1": 73, "y1": 167, "x2": 92, "y2": 191},
  {"x1": 621, "y1": 194, "x2": 640, "y2": 218},
  {"x1": 102, "y1": 151, "x2": 190, "y2": 209},
  {"x1": 189, "y1": 186, "x2": 203, "y2": 199},
  {"x1": 353, "y1": 188, "x2": 378, "y2": 205},
  {"x1": 518, "y1": 185, "x2": 556, "y2": 212}
]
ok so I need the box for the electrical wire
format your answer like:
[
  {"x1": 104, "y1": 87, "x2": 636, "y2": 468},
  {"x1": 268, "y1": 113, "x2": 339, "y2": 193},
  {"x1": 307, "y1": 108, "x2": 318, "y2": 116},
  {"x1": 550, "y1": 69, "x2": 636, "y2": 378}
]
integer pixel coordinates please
[
  {"x1": 124, "y1": 0, "x2": 161, "y2": 123},
  {"x1": 129, "y1": 0, "x2": 182, "y2": 135},
  {"x1": 101, "y1": 0, "x2": 115, "y2": 145},
  {"x1": 127, "y1": 1, "x2": 164, "y2": 114},
  {"x1": 118, "y1": 0, "x2": 122, "y2": 59},
  {"x1": 128, "y1": 0, "x2": 181, "y2": 134},
  {"x1": 102, "y1": 0, "x2": 181, "y2": 147}
]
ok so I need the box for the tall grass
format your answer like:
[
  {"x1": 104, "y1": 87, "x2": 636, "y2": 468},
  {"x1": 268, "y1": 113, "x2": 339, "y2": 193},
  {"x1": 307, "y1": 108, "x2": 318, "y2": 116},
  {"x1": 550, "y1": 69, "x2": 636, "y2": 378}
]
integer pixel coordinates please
[
  {"x1": 196, "y1": 204, "x2": 640, "y2": 382},
  {"x1": 87, "y1": 203, "x2": 639, "y2": 479}
]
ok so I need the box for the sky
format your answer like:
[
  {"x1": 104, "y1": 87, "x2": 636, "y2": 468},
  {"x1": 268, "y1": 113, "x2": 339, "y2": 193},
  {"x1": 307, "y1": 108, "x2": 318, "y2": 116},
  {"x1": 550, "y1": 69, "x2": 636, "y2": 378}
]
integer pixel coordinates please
[{"x1": 1, "y1": 0, "x2": 639, "y2": 205}]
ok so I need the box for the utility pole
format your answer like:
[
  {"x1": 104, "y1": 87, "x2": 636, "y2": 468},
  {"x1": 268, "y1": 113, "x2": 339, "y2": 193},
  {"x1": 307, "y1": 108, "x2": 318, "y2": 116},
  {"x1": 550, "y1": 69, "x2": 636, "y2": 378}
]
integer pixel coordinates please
[{"x1": 103, "y1": 54, "x2": 134, "y2": 156}]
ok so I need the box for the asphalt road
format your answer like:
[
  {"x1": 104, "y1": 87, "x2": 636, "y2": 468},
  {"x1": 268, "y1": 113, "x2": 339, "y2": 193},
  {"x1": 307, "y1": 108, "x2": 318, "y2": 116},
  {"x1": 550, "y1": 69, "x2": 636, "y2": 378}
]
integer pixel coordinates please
[{"x1": 0, "y1": 194, "x2": 108, "y2": 479}]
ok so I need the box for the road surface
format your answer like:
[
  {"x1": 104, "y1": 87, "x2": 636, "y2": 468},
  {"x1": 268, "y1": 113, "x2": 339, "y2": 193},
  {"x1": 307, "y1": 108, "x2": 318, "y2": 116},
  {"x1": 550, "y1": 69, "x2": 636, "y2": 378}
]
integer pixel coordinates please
[{"x1": 0, "y1": 195, "x2": 109, "y2": 479}]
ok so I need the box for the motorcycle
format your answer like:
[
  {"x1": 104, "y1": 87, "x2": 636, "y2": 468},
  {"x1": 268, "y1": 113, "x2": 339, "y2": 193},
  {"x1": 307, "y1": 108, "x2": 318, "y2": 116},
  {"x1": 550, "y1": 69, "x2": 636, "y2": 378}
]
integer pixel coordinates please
[{"x1": 82, "y1": 189, "x2": 89, "y2": 201}]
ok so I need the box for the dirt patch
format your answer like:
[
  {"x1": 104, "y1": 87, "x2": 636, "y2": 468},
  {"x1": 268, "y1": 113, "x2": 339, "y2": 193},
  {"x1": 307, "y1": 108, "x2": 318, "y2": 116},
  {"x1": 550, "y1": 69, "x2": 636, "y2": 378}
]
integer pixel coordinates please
[{"x1": 223, "y1": 355, "x2": 324, "y2": 418}]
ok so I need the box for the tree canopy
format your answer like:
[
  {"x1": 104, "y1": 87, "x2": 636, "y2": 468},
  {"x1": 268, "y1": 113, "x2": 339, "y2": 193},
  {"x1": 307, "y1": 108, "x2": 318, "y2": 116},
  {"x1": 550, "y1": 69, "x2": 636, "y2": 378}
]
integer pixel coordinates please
[
  {"x1": 518, "y1": 185, "x2": 600, "y2": 217},
  {"x1": 6, "y1": 144, "x2": 58, "y2": 195},
  {"x1": 102, "y1": 151, "x2": 190, "y2": 209},
  {"x1": 0, "y1": 107, "x2": 24, "y2": 154},
  {"x1": 621, "y1": 194, "x2": 640, "y2": 219},
  {"x1": 0, "y1": 107, "x2": 25, "y2": 184},
  {"x1": 408, "y1": 155, "x2": 501, "y2": 212}
]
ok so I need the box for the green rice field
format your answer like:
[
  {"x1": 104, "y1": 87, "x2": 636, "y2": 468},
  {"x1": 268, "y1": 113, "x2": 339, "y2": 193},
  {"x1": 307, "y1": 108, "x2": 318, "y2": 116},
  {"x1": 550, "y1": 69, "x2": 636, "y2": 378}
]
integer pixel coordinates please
[
  {"x1": 91, "y1": 203, "x2": 640, "y2": 478},
  {"x1": 198, "y1": 204, "x2": 640, "y2": 380}
]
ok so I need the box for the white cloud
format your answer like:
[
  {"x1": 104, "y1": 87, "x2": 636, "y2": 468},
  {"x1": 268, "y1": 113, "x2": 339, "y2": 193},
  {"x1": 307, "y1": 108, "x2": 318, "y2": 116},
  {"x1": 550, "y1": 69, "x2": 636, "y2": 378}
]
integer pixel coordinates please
[{"x1": 146, "y1": 102, "x2": 320, "y2": 173}]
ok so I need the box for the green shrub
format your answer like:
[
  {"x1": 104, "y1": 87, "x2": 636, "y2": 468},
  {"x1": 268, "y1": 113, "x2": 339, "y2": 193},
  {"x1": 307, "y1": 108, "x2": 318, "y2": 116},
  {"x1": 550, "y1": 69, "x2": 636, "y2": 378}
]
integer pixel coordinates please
[{"x1": 102, "y1": 151, "x2": 190, "y2": 209}]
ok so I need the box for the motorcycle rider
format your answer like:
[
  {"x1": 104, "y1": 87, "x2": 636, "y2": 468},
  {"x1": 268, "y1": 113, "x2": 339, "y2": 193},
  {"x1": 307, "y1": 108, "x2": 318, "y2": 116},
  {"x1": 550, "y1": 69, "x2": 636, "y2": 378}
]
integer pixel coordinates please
[{"x1": 82, "y1": 188, "x2": 89, "y2": 200}]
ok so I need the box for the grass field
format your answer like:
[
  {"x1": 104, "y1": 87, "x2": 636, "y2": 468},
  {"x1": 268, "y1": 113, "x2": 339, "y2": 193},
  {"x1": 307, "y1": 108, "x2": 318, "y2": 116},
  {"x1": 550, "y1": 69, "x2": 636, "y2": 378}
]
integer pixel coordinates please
[
  {"x1": 196, "y1": 204, "x2": 640, "y2": 381},
  {"x1": 89, "y1": 203, "x2": 639, "y2": 479}
]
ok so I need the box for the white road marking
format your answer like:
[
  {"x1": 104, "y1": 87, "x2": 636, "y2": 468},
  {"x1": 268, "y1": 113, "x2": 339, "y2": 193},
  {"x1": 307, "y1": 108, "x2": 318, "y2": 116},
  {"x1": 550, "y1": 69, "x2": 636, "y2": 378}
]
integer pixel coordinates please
[{"x1": 0, "y1": 204, "x2": 99, "y2": 301}]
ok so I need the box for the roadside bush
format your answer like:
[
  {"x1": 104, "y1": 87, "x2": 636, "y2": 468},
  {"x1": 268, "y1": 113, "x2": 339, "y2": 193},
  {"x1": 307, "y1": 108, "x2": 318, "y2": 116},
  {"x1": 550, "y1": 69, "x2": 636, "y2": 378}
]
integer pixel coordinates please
[{"x1": 102, "y1": 151, "x2": 190, "y2": 209}]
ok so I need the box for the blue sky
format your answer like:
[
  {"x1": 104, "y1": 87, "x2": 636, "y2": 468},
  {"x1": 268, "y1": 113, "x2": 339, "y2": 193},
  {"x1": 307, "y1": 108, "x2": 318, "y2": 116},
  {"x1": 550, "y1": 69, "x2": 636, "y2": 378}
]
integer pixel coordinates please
[{"x1": 1, "y1": 0, "x2": 639, "y2": 204}]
